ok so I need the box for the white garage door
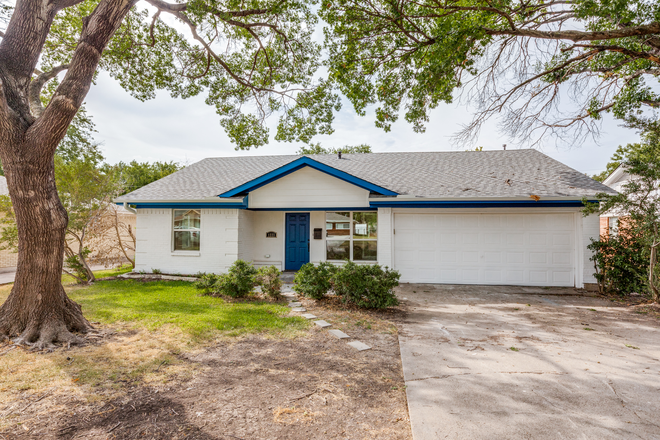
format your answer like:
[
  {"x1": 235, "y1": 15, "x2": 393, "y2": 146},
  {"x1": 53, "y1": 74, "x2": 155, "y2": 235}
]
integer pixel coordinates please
[{"x1": 393, "y1": 212, "x2": 576, "y2": 286}]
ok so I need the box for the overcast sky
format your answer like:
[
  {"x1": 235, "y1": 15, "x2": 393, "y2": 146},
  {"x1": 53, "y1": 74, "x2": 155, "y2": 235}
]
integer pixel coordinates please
[{"x1": 85, "y1": 69, "x2": 637, "y2": 177}]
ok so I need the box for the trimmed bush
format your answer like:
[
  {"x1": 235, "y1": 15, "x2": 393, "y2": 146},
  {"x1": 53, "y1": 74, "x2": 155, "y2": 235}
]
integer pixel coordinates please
[
  {"x1": 293, "y1": 262, "x2": 338, "y2": 299},
  {"x1": 194, "y1": 273, "x2": 220, "y2": 294},
  {"x1": 256, "y1": 265, "x2": 283, "y2": 299},
  {"x1": 331, "y1": 260, "x2": 400, "y2": 309},
  {"x1": 194, "y1": 260, "x2": 257, "y2": 298}
]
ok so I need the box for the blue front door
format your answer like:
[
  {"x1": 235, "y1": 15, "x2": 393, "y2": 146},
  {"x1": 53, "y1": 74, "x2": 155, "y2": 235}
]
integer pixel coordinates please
[{"x1": 285, "y1": 213, "x2": 310, "y2": 271}]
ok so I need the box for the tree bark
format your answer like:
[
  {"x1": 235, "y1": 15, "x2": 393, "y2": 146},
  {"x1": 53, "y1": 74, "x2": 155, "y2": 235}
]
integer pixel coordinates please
[
  {"x1": 0, "y1": 137, "x2": 92, "y2": 348},
  {"x1": 0, "y1": 0, "x2": 135, "y2": 347}
]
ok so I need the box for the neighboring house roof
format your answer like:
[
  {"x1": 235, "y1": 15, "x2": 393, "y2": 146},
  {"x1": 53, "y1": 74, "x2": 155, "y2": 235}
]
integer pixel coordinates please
[
  {"x1": 602, "y1": 164, "x2": 630, "y2": 190},
  {"x1": 116, "y1": 149, "x2": 615, "y2": 202},
  {"x1": 0, "y1": 176, "x2": 8, "y2": 197}
]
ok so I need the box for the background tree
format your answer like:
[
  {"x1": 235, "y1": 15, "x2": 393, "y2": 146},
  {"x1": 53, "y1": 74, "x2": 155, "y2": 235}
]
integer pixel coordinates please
[
  {"x1": 109, "y1": 160, "x2": 182, "y2": 195},
  {"x1": 56, "y1": 150, "x2": 120, "y2": 283},
  {"x1": 0, "y1": 0, "x2": 338, "y2": 347},
  {"x1": 321, "y1": 0, "x2": 660, "y2": 146},
  {"x1": 296, "y1": 143, "x2": 372, "y2": 154},
  {"x1": 584, "y1": 129, "x2": 660, "y2": 302}
]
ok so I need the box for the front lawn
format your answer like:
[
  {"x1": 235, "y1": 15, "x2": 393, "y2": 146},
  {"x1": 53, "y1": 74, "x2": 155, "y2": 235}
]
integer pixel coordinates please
[
  {"x1": 68, "y1": 279, "x2": 308, "y2": 339},
  {"x1": 0, "y1": 278, "x2": 308, "y2": 407}
]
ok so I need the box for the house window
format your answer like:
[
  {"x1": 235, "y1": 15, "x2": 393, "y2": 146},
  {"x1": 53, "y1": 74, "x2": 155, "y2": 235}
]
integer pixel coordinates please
[
  {"x1": 609, "y1": 217, "x2": 619, "y2": 237},
  {"x1": 173, "y1": 209, "x2": 201, "y2": 251},
  {"x1": 326, "y1": 212, "x2": 377, "y2": 261}
]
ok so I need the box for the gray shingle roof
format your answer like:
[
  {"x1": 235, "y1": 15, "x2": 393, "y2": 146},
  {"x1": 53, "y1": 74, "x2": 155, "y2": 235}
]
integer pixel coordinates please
[{"x1": 116, "y1": 149, "x2": 615, "y2": 201}]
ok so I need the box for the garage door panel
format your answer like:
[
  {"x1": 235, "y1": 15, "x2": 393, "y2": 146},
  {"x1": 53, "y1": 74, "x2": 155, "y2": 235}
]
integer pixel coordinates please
[{"x1": 394, "y1": 212, "x2": 576, "y2": 287}]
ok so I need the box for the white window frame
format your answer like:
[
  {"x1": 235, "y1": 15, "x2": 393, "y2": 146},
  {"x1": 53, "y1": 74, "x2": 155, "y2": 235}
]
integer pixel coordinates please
[
  {"x1": 326, "y1": 211, "x2": 377, "y2": 262},
  {"x1": 172, "y1": 209, "x2": 201, "y2": 253}
]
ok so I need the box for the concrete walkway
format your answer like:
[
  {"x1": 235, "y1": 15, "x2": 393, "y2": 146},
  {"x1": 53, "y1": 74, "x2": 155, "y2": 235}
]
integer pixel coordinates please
[{"x1": 397, "y1": 284, "x2": 660, "y2": 440}]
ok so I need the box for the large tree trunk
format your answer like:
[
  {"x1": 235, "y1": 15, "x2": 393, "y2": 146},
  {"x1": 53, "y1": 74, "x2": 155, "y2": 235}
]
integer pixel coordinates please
[
  {"x1": 0, "y1": 137, "x2": 91, "y2": 348},
  {"x1": 0, "y1": 0, "x2": 135, "y2": 347}
]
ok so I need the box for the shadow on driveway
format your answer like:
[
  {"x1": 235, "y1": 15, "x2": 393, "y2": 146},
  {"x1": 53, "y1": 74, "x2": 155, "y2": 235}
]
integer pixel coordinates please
[{"x1": 397, "y1": 284, "x2": 660, "y2": 440}]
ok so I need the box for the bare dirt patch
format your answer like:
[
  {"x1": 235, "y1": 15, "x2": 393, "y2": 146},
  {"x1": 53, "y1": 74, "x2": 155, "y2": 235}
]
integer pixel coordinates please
[{"x1": 0, "y1": 304, "x2": 410, "y2": 439}]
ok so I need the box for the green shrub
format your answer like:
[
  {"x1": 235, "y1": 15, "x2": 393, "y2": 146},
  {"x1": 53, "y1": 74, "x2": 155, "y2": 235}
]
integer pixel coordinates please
[
  {"x1": 331, "y1": 260, "x2": 400, "y2": 309},
  {"x1": 588, "y1": 224, "x2": 649, "y2": 295},
  {"x1": 256, "y1": 265, "x2": 283, "y2": 298},
  {"x1": 293, "y1": 262, "x2": 338, "y2": 299},
  {"x1": 193, "y1": 260, "x2": 257, "y2": 298},
  {"x1": 215, "y1": 260, "x2": 258, "y2": 298},
  {"x1": 64, "y1": 248, "x2": 92, "y2": 283},
  {"x1": 194, "y1": 273, "x2": 220, "y2": 294}
]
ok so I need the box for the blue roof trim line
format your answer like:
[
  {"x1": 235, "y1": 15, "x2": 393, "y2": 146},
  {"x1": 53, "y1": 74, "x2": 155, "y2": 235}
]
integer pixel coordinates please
[
  {"x1": 130, "y1": 198, "x2": 248, "y2": 210},
  {"x1": 248, "y1": 207, "x2": 377, "y2": 212},
  {"x1": 369, "y1": 200, "x2": 596, "y2": 208},
  {"x1": 218, "y1": 157, "x2": 398, "y2": 197}
]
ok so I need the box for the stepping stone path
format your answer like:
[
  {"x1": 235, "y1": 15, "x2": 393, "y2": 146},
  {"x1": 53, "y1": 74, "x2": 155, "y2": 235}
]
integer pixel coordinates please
[
  {"x1": 328, "y1": 329, "x2": 350, "y2": 339},
  {"x1": 347, "y1": 341, "x2": 372, "y2": 351},
  {"x1": 283, "y1": 283, "x2": 372, "y2": 352}
]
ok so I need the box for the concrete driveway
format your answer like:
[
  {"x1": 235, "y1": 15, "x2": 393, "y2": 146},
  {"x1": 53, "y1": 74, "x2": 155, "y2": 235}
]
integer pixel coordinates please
[{"x1": 397, "y1": 284, "x2": 660, "y2": 440}]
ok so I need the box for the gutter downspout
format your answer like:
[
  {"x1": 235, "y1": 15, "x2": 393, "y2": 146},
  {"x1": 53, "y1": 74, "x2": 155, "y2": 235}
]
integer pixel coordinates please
[{"x1": 123, "y1": 202, "x2": 137, "y2": 214}]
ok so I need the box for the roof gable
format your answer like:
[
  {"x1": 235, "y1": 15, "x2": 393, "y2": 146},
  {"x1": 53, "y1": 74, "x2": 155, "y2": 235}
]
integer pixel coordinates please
[{"x1": 218, "y1": 156, "x2": 398, "y2": 197}]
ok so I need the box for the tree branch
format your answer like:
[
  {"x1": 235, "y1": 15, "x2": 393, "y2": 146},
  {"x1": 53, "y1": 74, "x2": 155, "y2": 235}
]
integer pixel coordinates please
[
  {"x1": 28, "y1": 0, "x2": 137, "y2": 152},
  {"x1": 28, "y1": 64, "x2": 69, "y2": 118},
  {"x1": 483, "y1": 22, "x2": 660, "y2": 42},
  {"x1": 568, "y1": 44, "x2": 660, "y2": 64}
]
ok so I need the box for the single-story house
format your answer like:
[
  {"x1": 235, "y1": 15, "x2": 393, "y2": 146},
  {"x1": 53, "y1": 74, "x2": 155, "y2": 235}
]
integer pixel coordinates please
[{"x1": 115, "y1": 150, "x2": 616, "y2": 288}]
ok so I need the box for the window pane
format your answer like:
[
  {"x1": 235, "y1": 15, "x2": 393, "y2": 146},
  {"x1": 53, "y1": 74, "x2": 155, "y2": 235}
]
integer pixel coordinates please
[
  {"x1": 174, "y1": 231, "x2": 200, "y2": 251},
  {"x1": 326, "y1": 240, "x2": 350, "y2": 260},
  {"x1": 174, "y1": 210, "x2": 200, "y2": 230},
  {"x1": 326, "y1": 212, "x2": 351, "y2": 237},
  {"x1": 353, "y1": 240, "x2": 377, "y2": 261},
  {"x1": 353, "y1": 212, "x2": 377, "y2": 239}
]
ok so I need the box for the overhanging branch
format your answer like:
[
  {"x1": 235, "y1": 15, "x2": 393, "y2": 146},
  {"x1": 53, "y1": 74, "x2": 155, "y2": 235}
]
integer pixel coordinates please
[{"x1": 483, "y1": 22, "x2": 660, "y2": 42}]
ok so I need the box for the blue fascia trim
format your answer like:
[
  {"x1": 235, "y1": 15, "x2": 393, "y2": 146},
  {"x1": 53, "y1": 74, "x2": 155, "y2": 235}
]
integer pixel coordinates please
[
  {"x1": 131, "y1": 201, "x2": 248, "y2": 210},
  {"x1": 369, "y1": 200, "x2": 597, "y2": 208},
  {"x1": 219, "y1": 157, "x2": 398, "y2": 197},
  {"x1": 248, "y1": 207, "x2": 377, "y2": 212}
]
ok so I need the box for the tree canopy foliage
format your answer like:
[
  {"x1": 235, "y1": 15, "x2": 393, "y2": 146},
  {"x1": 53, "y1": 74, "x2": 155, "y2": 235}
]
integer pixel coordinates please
[
  {"x1": 296, "y1": 143, "x2": 372, "y2": 154},
  {"x1": 321, "y1": 0, "x2": 660, "y2": 146},
  {"x1": 110, "y1": 160, "x2": 182, "y2": 195},
  {"x1": 0, "y1": 0, "x2": 339, "y2": 150}
]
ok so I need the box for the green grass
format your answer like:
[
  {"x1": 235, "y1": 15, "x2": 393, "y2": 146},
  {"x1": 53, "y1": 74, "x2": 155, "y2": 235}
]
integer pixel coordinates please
[{"x1": 68, "y1": 279, "x2": 308, "y2": 340}]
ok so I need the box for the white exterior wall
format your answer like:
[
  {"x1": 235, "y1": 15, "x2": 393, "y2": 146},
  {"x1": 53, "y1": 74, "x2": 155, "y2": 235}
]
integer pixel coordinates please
[
  {"x1": 581, "y1": 213, "x2": 600, "y2": 285},
  {"x1": 251, "y1": 211, "x2": 284, "y2": 269},
  {"x1": 237, "y1": 210, "x2": 254, "y2": 263},
  {"x1": 378, "y1": 208, "x2": 393, "y2": 268},
  {"x1": 248, "y1": 167, "x2": 370, "y2": 209},
  {"x1": 135, "y1": 208, "x2": 240, "y2": 275},
  {"x1": 310, "y1": 211, "x2": 326, "y2": 264}
]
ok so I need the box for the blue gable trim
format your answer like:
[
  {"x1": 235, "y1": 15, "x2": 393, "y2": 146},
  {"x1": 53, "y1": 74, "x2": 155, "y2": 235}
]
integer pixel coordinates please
[
  {"x1": 369, "y1": 200, "x2": 596, "y2": 208},
  {"x1": 218, "y1": 157, "x2": 398, "y2": 197}
]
